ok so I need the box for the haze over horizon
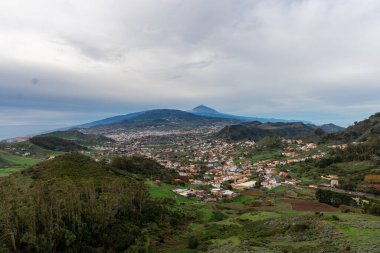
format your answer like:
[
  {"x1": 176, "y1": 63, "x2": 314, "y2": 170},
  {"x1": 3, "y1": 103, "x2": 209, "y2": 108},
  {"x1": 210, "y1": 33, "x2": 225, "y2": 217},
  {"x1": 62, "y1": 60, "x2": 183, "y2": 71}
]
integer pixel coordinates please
[{"x1": 1, "y1": 0, "x2": 380, "y2": 139}]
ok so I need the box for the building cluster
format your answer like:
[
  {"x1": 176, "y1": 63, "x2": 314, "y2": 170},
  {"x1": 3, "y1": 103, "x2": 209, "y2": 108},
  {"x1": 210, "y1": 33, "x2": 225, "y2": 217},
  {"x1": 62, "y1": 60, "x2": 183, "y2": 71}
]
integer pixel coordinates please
[{"x1": 97, "y1": 134, "x2": 327, "y2": 201}]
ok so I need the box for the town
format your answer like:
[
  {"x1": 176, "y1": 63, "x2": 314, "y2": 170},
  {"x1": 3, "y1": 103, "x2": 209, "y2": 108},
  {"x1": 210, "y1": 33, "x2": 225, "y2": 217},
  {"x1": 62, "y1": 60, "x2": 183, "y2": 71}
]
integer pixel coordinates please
[{"x1": 81, "y1": 130, "x2": 340, "y2": 202}]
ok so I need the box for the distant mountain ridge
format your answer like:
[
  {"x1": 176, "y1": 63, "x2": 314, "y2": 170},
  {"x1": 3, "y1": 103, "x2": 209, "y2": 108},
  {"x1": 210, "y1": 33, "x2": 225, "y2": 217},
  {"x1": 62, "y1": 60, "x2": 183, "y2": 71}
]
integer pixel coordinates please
[
  {"x1": 188, "y1": 105, "x2": 303, "y2": 123},
  {"x1": 79, "y1": 109, "x2": 241, "y2": 134},
  {"x1": 75, "y1": 105, "x2": 309, "y2": 131}
]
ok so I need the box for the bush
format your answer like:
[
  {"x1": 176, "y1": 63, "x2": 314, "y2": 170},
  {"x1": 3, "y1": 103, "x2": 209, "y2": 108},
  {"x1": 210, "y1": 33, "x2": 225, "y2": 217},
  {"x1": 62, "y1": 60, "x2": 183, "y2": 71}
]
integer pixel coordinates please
[
  {"x1": 211, "y1": 211, "x2": 227, "y2": 221},
  {"x1": 289, "y1": 223, "x2": 310, "y2": 232},
  {"x1": 316, "y1": 189, "x2": 353, "y2": 207},
  {"x1": 188, "y1": 236, "x2": 199, "y2": 249}
]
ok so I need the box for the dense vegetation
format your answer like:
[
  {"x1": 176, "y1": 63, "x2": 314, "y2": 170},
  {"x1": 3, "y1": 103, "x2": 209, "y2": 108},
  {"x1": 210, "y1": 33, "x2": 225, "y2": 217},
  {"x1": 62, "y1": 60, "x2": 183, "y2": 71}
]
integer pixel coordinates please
[
  {"x1": 257, "y1": 136, "x2": 283, "y2": 149},
  {"x1": 316, "y1": 189, "x2": 380, "y2": 216},
  {"x1": 322, "y1": 112, "x2": 380, "y2": 142},
  {"x1": 0, "y1": 153, "x2": 185, "y2": 252},
  {"x1": 316, "y1": 188, "x2": 355, "y2": 207},
  {"x1": 23, "y1": 153, "x2": 114, "y2": 182},
  {"x1": 39, "y1": 130, "x2": 114, "y2": 146},
  {"x1": 30, "y1": 136, "x2": 86, "y2": 152},
  {"x1": 290, "y1": 137, "x2": 380, "y2": 192},
  {"x1": 0, "y1": 156, "x2": 8, "y2": 167},
  {"x1": 216, "y1": 122, "x2": 315, "y2": 141},
  {"x1": 111, "y1": 156, "x2": 178, "y2": 182},
  {"x1": 332, "y1": 137, "x2": 380, "y2": 162}
]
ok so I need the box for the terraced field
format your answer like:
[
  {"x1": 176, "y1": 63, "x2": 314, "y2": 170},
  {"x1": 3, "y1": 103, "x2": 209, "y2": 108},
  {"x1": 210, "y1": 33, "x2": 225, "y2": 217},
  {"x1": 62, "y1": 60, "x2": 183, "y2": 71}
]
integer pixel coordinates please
[{"x1": 147, "y1": 183, "x2": 380, "y2": 253}]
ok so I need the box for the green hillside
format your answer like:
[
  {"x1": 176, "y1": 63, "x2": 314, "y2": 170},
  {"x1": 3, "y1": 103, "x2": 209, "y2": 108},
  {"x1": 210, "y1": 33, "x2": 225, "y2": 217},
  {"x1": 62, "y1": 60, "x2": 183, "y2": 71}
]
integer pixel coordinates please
[
  {"x1": 324, "y1": 112, "x2": 380, "y2": 142},
  {"x1": 39, "y1": 130, "x2": 114, "y2": 145},
  {"x1": 216, "y1": 122, "x2": 315, "y2": 141},
  {"x1": 0, "y1": 153, "x2": 185, "y2": 252},
  {"x1": 23, "y1": 152, "x2": 116, "y2": 182},
  {"x1": 0, "y1": 150, "x2": 42, "y2": 176},
  {"x1": 30, "y1": 136, "x2": 87, "y2": 152},
  {"x1": 0, "y1": 156, "x2": 7, "y2": 167},
  {"x1": 111, "y1": 155, "x2": 179, "y2": 182}
]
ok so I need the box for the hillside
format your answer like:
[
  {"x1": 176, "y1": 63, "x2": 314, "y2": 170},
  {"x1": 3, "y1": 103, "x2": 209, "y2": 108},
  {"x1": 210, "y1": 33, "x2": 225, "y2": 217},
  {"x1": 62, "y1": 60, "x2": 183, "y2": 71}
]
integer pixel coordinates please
[
  {"x1": 75, "y1": 111, "x2": 145, "y2": 128},
  {"x1": 39, "y1": 130, "x2": 114, "y2": 145},
  {"x1": 23, "y1": 152, "x2": 115, "y2": 181},
  {"x1": 30, "y1": 136, "x2": 87, "y2": 152},
  {"x1": 84, "y1": 109, "x2": 241, "y2": 133},
  {"x1": 23, "y1": 152, "x2": 177, "y2": 183},
  {"x1": 75, "y1": 106, "x2": 307, "y2": 131},
  {"x1": 111, "y1": 155, "x2": 178, "y2": 181},
  {"x1": 324, "y1": 112, "x2": 380, "y2": 142},
  {"x1": 216, "y1": 121, "x2": 315, "y2": 141},
  {"x1": 2, "y1": 153, "x2": 183, "y2": 252},
  {"x1": 319, "y1": 123, "x2": 345, "y2": 133},
  {"x1": 188, "y1": 105, "x2": 301, "y2": 123},
  {"x1": 0, "y1": 156, "x2": 8, "y2": 167}
]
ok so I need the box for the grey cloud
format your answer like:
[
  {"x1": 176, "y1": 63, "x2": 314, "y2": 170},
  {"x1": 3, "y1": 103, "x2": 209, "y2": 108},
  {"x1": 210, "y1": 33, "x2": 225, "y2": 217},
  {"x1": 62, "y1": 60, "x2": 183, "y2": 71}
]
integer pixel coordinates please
[{"x1": 0, "y1": 0, "x2": 380, "y2": 138}]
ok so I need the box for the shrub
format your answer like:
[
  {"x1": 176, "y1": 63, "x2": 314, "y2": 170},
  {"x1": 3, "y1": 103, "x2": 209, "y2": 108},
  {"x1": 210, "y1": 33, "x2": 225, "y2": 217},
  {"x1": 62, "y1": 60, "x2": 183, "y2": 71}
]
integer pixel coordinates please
[
  {"x1": 188, "y1": 236, "x2": 199, "y2": 249},
  {"x1": 211, "y1": 211, "x2": 227, "y2": 221}
]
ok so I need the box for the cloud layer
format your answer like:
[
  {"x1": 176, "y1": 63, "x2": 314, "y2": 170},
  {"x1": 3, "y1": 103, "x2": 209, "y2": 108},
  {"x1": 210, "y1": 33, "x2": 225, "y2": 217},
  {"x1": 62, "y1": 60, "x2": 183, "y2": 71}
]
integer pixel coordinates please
[{"x1": 1, "y1": 0, "x2": 380, "y2": 138}]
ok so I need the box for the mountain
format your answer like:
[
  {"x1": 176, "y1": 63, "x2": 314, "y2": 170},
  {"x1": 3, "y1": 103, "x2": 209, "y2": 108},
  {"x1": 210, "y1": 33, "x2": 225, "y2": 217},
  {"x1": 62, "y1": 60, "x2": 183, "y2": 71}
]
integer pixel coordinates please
[
  {"x1": 75, "y1": 111, "x2": 145, "y2": 128},
  {"x1": 68, "y1": 105, "x2": 319, "y2": 135},
  {"x1": 79, "y1": 109, "x2": 242, "y2": 134},
  {"x1": 319, "y1": 123, "x2": 345, "y2": 133},
  {"x1": 324, "y1": 112, "x2": 380, "y2": 142},
  {"x1": 216, "y1": 121, "x2": 316, "y2": 141},
  {"x1": 188, "y1": 105, "x2": 219, "y2": 115},
  {"x1": 188, "y1": 105, "x2": 303, "y2": 123}
]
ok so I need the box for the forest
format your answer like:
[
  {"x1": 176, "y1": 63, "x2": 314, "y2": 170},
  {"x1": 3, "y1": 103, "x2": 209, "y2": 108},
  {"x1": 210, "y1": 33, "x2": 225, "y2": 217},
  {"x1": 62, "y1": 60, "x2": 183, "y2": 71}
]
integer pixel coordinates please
[{"x1": 0, "y1": 153, "x2": 185, "y2": 252}]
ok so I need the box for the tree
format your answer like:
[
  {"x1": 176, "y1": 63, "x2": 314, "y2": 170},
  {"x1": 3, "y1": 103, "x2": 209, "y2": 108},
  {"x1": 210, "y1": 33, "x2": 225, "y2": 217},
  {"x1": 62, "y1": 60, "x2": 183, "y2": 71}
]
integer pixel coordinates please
[
  {"x1": 314, "y1": 128, "x2": 325, "y2": 136},
  {"x1": 188, "y1": 236, "x2": 199, "y2": 249}
]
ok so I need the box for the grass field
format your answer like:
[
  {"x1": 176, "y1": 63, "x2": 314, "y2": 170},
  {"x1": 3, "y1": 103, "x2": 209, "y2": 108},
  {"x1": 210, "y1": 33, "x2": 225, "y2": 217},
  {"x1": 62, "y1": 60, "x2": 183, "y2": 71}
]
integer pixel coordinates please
[
  {"x1": 0, "y1": 150, "x2": 43, "y2": 176},
  {"x1": 249, "y1": 149, "x2": 282, "y2": 163},
  {"x1": 145, "y1": 180, "x2": 194, "y2": 204},
  {"x1": 325, "y1": 213, "x2": 380, "y2": 252},
  {"x1": 157, "y1": 184, "x2": 380, "y2": 253},
  {"x1": 146, "y1": 180, "x2": 177, "y2": 198},
  {"x1": 0, "y1": 167, "x2": 25, "y2": 176}
]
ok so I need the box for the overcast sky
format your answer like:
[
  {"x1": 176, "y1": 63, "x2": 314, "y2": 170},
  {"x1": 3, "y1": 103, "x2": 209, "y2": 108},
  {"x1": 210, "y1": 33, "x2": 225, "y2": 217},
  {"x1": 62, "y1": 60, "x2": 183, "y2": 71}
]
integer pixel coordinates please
[{"x1": 1, "y1": 0, "x2": 380, "y2": 139}]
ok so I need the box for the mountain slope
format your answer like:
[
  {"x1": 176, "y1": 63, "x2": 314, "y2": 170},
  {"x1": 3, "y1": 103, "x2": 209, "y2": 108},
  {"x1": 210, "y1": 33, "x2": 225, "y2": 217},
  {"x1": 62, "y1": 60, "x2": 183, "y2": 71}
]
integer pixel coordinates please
[
  {"x1": 216, "y1": 122, "x2": 315, "y2": 141},
  {"x1": 23, "y1": 152, "x2": 176, "y2": 182},
  {"x1": 23, "y1": 152, "x2": 115, "y2": 181},
  {"x1": 75, "y1": 106, "x2": 307, "y2": 132},
  {"x1": 319, "y1": 123, "x2": 345, "y2": 133},
  {"x1": 83, "y1": 109, "x2": 242, "y2": 134},
  {"x1": 75, "y1": 111, "x2": 145, "y2": 128},
  {"x1": 324, "y1": 112, "x2": 380, "y2": 142},
  {"x1": 39, "y1": 130, "x2": 114, "y2": 145},
  {"x1": 29, "y1": 136, "x2": 87, "y2": 152},
  {"x1": 188, "y1": 105, "x2": 302, "y2": 123}
]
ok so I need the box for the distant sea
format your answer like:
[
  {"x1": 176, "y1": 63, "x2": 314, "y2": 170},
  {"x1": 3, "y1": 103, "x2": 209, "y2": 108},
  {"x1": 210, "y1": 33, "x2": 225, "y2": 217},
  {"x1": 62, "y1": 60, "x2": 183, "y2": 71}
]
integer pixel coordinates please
[{"x1": 0, "y1": 124, "x2": 66, "y2": 141}]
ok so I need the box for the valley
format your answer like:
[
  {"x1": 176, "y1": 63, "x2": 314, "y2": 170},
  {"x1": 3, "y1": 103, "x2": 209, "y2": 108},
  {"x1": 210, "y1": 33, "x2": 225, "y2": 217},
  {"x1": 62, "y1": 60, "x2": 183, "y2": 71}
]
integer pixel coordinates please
[{"x1": 0, "y1": 107, "x2": 379, "y2": 252}]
